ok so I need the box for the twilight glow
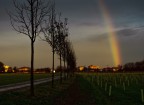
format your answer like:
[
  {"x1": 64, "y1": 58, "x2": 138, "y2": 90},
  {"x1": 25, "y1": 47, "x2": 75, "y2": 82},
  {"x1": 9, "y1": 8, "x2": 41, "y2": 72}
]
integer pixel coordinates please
[{"x1": 1, "y1": 0, "x2": 144, "y2": 68}]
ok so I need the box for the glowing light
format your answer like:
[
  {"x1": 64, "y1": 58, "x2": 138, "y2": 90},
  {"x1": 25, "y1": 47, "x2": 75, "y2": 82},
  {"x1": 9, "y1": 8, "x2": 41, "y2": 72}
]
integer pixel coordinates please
[
  {"x1": 79, "y1": 66, "x2": 84, "y2": 71},
  {"x1": 89, "y1": 65, "x2": 100, "y2": 69},
  {"x1": 4, "y1": 65, "x2": 10, "y2": 72},
  {"x1": 99, "y1": 0, "x2": 121, "y2": 66}
]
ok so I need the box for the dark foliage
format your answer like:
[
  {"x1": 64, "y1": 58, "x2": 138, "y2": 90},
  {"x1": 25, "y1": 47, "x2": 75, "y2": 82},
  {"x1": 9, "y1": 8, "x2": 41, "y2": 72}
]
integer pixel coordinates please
[{"x1": 123, "y1": 60, "x2": 144, "y2": 72}]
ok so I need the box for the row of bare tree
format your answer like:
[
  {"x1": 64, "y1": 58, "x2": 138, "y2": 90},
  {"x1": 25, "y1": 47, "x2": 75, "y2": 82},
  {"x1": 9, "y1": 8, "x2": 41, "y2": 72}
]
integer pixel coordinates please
[{"x1": 9, "y1": 0, "x2": 76, "y2": 96}]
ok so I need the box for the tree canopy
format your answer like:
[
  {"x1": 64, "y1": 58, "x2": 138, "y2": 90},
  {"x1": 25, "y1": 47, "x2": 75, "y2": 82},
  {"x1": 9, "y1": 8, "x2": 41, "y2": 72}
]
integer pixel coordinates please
[{"x1": 0, "y1": 61, "x2": 5, "y2": 72}]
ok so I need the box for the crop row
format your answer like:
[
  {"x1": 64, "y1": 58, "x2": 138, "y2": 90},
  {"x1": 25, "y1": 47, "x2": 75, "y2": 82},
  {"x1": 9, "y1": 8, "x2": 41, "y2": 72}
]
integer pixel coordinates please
[{"x1": 81, "y1": 73, "x2": 144, "y2": 104}]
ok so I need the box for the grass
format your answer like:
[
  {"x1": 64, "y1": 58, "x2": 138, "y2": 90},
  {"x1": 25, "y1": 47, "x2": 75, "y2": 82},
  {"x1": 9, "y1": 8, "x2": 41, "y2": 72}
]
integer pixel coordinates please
[
  {"x1": 82, "y1": 72, "x2": 144, "y2": 105},
  {"x1": 0, "y1": 73, "x2": 51, "y2": 86},
  {"x1": 0, "y1": 73, "x2": 144, "y2": 105},
  {"x1": 0, "y1": 74, "x2": 97, "y2": 105},
  {"x1": 0, "y1": 76, "x2": 75, "y2": 105}
]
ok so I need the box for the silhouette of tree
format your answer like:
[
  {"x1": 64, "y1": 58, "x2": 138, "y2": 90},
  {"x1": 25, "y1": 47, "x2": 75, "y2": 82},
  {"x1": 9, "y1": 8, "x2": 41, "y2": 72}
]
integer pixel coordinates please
[
  {"x1": 64, "y1": 41, "x2": 77, "y2": 77},
  {"x1": 13, "y1": 66, "x2": 18, "y2": 72},
  {"x1": 9, "y1": 0, "x2": 51, "y2": 96},
  {"x1": 123, "y1": 60, "x2": 144, "y2": 72},
  {"x1": 123, "y1": 62, "x2": 135, "y2": 72},
  {"x1": 41, "y1": 1, "x2": 69, "y2": 85},
  {"x1": 40, "y1": 1, "x2": 57, "y2": 87},
  {"x1": 0, "y1": 62, "x2": 5, "y2": 72},
  {"x1": 54, "y1": 17, "x2": 68, "y2": 83},
  {"x1": 135, "y1": 60, "x2": 144, "y2": 71},
  {"x1": 40, "y1": 1, "x2": 76, "y2": 83}
]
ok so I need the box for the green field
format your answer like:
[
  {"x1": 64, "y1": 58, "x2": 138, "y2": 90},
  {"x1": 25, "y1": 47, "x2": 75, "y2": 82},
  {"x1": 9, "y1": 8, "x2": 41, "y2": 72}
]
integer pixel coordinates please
[
  {"x1": 0, "y1": 73, "x2": 144, "y2": 105},
  {"x1": 0, "y1": 73, "x2": 51, "y2": 86},
  {"x1": 0, "y1": 75, "x2": 75, "y2": 105},
  {"x1": 80, "y1": 72, "x2": 144, "y2": 105}
]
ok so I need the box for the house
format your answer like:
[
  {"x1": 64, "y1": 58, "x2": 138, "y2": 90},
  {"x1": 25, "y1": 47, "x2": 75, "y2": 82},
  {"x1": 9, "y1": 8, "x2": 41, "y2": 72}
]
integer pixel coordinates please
[
  {"x1": 18, "y1": 67, "x2": 30, "y2": 73},
  {"x1": 4, "y1": 65, "x2": 14, "y2": 73},
  {"x1": 88, "y1": 65, "x2": 100, "y2": 72}
]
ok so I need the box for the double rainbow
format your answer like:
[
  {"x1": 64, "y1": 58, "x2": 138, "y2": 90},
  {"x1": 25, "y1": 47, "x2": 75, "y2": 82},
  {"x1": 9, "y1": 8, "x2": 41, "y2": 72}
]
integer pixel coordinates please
[{"x1": 99, "y1": 0, "x2": 121, "y2": 66}]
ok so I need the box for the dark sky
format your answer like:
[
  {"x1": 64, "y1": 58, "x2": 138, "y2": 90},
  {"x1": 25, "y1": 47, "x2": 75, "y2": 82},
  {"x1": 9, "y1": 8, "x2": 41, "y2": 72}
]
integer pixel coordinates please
[{"x1": 0, "y1": 0, "x2": 144, "y2": 68}]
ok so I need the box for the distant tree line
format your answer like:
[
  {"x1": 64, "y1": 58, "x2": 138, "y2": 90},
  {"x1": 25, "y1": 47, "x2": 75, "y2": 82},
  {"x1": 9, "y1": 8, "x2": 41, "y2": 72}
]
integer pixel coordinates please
[
  {"x1": 122, "y1": 60, "x2": 144, "y2": 72},
  {"x1": 77, "y1": 60, "x2": 144, "y2": 73}
]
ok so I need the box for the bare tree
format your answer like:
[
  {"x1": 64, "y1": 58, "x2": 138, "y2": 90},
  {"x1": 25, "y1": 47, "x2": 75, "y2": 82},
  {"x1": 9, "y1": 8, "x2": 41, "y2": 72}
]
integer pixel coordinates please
[
  {"x1": 65, "y1": 40, "x2": 77, "y2": 77},
  {"x1": 41, "y1": 1, "x2": 57, "y2": 87},
  {"x1": 57, "y1": 18, "x2": 69, "y2": 82},
  {"x1": 55, "y1": 17, "x2": 68, "y2": 83},
  {"x1": 41, "y1": 10, "x2": 68, "y2": 85},
  {"x1": 9, "y1": 0, "x2": 51, "y2": 96}
]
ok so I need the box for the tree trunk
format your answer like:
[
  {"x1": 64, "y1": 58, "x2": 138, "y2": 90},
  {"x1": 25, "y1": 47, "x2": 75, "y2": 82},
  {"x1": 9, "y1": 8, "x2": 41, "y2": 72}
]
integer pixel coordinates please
[
  {"x1": 30, "y1": 41, "x2": 34, "y2": 96},
  {"x1": 60, "y1": 52, "x2": 62, "y2": 84},
  {"x1": 63, "y1": 44, "x2": 66, "y2": 80},
  {"x1": 52, "y1": 48, "x2": 55, "y2": 88},
  {"x1": 64, "y1": 59, "x2": 66, "y2": 80},
  {"x1": 30, "y1": 0, "x2": 34, "y2": 96}
]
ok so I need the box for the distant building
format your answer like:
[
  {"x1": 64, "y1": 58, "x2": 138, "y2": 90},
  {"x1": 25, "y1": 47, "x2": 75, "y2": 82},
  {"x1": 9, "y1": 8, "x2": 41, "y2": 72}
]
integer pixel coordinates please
[
  {"x1": 88, "y1": 65, "x2": 100, "y2": 69},
  {"x1": 35, "y1": 67, "x2": 51, "y2": 73},
  {"x1": 88, "y1": 65, "x2": 100, "y2": 72},
  {"x1": 77, "y1": 65, "x2": 101, "y2": 72},
  {"x1": 79, "y1": 66, "x2": 85, "y2": 71},
  {"x1": 18, "y1": 67, "x2": 30, "y2": 73},
  {"x1": 102, "y1": 65, "x2": 122, "y2": 72},
  {"x1": 4, "y1": 65, "x2": 14, "y2": 73},
  {"x1": 77, "y1": 66, "x2": 87, "y2": 72}
]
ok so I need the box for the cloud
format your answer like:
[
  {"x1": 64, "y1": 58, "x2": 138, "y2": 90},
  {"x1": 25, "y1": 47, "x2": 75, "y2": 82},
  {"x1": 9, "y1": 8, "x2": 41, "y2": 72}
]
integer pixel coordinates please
[
  {"x1": 75, "y1": 18, "x2": 105, "y2": 27},
  {"x1": 77, "y1": 22, "x2": 97, "y2": 27},
  {"x1": 87, "y1": 27, "x2": 144, "y2": 42},
  {"x1": 117, "y1": 28, "x2": 144, "y2": 37},
  {"x1": 87, "y1": 33, "x2": 108, "y2": 42},
  {"x1": 117, "y1": 29, "x2": 138, "y2": 37}
]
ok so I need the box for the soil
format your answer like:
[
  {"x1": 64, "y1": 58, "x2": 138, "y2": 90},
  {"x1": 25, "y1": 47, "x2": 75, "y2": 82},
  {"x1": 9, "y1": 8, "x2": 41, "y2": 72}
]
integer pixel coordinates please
[{"x1": 53, "y1": 76, "x2": 97, "y2": 105}]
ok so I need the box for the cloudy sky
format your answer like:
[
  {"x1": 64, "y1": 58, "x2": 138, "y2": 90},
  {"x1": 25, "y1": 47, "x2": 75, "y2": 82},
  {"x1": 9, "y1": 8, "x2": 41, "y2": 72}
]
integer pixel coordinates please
[{"x1": 0, "y1": 0, "x2": 144, "y2": 68}]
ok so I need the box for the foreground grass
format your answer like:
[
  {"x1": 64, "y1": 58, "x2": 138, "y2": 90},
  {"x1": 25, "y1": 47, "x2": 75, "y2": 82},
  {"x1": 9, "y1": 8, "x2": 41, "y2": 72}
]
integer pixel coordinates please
[
  {"x1": 0, "y1": 76, "x2": 75, "y2": 105},
  {"x1": 1, "y1": 73, "x2": 143, "y2": 105},
  {"x1": 54, "y1": 73, "x2": 144, "y2": 105},
  {"x1": 82, "y1": 72, "x2": 144, "y2": 105},
  {"x1": 0, "y1": 75, "x2": 97, "y2": 105}
]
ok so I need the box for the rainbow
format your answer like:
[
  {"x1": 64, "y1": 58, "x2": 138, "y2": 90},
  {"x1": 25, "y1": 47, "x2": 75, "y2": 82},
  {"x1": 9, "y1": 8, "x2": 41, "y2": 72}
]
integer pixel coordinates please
[{"x1": 98, "y1": 0, "x2": 121, "y2": 66}]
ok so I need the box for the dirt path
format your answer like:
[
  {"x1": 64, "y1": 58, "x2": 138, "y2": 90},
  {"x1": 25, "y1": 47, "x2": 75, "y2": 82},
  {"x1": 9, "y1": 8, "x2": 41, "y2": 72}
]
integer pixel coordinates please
[
  {"x1": 54, "y1": 75, "x2": 97, "y2": 105},
  {"x1": 0, "y1": 76, "x2": 60, "y2": 92}
]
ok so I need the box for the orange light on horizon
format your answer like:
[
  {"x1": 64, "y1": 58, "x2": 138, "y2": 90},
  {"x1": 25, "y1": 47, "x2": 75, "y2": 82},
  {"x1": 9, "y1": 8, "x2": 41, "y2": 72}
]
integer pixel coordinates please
[
  {"x1": 89, "y1": 65, "x2": 100, "y2": 69},
  {"x1": 79, "y1": 66, "x2": 85, "y2": 71}
]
